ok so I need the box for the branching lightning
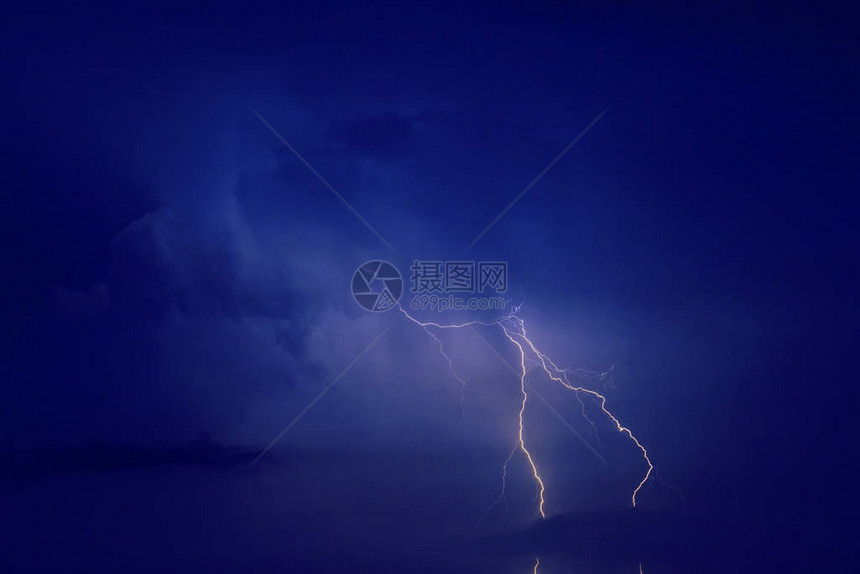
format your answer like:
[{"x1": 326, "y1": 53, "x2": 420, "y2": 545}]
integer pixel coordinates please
[
  {"x1": 400, "y1": 304, "x2": 662, "y2": 572},
  {"x1": 500, "y1": 323, "x2": 547, "y2": 517},
  {"x1": 505, "y1": 314, "x2": 653, "y2": 507},
  {"x1": 408, "y1": 314, "x2": 471, "y2": 418}
]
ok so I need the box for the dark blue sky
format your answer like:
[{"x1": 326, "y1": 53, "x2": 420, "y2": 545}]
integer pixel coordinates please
[{"x1": 1, "y1": 2, "x2": 857, "y2": 573}]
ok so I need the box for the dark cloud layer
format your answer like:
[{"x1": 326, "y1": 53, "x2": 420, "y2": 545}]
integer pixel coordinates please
[{"x1": 483, "y1": 507, "x2": 837, "y2": 573}]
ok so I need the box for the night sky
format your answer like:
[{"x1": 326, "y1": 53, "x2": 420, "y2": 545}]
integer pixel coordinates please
[{"x1": 1, "y1": 3, "x2": 857, "y2": 573}]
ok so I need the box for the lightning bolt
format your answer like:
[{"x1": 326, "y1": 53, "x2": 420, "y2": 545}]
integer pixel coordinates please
[
  {"x1": 503, "y1": 314, "x2": 653, "y2": 507},
  {"x1": 407, "y1": 312, "x2": 471, "y2": 418},
  {"x1": 400, "y1": 304, "x2": 661, "y2": 572},
  {"x1": 501, "y1": 323, "x2": 547, "y2": 517}
]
